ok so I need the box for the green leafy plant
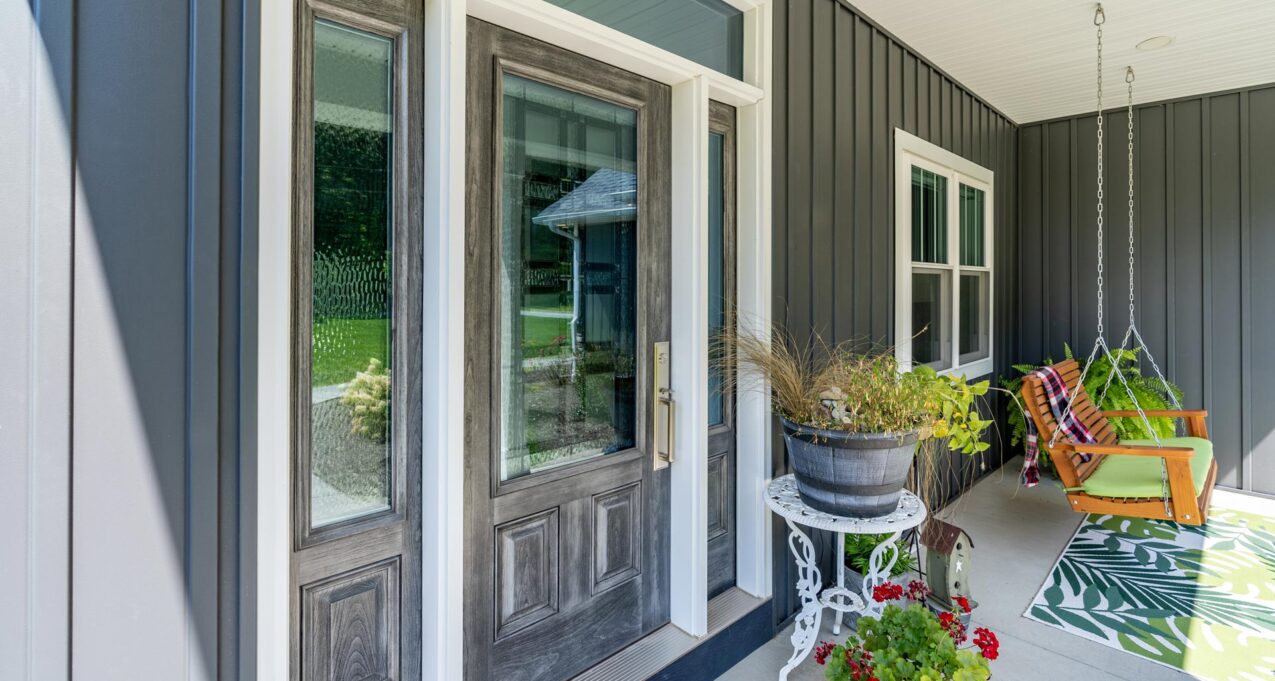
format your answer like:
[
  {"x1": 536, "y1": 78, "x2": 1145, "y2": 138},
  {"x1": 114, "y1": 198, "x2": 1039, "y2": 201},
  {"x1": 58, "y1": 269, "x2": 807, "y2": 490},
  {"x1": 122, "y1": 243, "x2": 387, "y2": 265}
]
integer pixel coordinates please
[
  {"x1": 719, "y1": 326, "x2": 992, "y2": 452},
  {"x1": 1000, "y1": 344, "x2": 1184, "y2": 473},
  {"x1": 845, "y1": 534, "x2": 916, "y2": 577},
  {"x1": 340, "y1": 358, "x2": 390, "y2": 442},
  {"x1": 816, "y1": 581, "x2": 997, "y2": 681}
]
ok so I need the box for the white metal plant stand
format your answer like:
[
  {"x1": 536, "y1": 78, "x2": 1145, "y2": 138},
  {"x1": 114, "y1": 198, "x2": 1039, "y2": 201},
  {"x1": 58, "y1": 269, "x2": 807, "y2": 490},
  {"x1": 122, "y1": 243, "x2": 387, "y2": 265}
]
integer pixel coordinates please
[{"x1": 765, "y1": 475, "x2": 928, "y2": 681}]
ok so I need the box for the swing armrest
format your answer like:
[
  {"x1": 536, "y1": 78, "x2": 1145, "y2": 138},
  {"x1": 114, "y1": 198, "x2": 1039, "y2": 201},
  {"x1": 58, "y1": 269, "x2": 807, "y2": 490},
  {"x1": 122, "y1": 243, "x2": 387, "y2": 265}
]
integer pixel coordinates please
[
  {"x1": 1053, "y1": 442, "x2": 1195, "y2": 460},
  {"x1": 1103, "y1": 410, "x2": 1210, "y2": 438},
  {"x1": 1103, "y1": 409, "x2": 1208, "y2": 418}
]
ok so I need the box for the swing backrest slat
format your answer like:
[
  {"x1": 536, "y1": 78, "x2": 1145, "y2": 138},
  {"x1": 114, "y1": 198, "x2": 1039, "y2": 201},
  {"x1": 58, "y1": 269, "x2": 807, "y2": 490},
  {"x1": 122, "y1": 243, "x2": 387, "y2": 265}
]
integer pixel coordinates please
[{"x1": 1021, "y1": 359, "x2": 1119, "y2": 487}]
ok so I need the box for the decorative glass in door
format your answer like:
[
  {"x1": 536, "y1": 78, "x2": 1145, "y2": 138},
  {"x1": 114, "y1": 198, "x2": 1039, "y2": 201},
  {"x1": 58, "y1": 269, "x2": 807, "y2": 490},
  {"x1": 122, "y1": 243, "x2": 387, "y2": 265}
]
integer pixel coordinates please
[
  {"x1": 708, "y1": 130, "x2": 727, "y2": 426},
  {"x1": 500, "y1": 73, "x2": 639, "y2": 481},
  {"x1": 308, "y1": 20, "x2": 394, "y2": 527}
]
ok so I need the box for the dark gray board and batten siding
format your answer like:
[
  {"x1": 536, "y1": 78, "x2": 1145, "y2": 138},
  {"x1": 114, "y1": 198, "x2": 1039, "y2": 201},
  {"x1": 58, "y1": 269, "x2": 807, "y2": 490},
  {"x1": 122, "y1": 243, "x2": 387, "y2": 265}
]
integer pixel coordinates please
[
  {"x1": 1018, "y1": 83, "x2": 1275, "y2": 495},
  {"x1": 772, "y1": 0, "x2": 1020, "y2": 625}
]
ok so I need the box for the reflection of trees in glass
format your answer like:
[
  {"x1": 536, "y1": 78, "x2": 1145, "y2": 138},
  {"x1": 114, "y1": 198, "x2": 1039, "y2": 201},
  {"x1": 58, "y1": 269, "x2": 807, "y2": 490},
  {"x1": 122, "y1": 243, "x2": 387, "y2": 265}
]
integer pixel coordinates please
[
  {"x1": 312, "y1": 122, "x2": 392, "y2": 389},
  {"x1": 315, "y1": 122, "x2": 391, "y2": 262}
]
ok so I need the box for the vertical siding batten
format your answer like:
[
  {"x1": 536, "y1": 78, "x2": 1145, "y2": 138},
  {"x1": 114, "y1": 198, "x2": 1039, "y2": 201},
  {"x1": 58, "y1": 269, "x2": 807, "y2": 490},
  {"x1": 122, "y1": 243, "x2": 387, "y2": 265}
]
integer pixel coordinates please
[{"x1": 1239, "y1": 90, "x2": 1252, "y2": 490}]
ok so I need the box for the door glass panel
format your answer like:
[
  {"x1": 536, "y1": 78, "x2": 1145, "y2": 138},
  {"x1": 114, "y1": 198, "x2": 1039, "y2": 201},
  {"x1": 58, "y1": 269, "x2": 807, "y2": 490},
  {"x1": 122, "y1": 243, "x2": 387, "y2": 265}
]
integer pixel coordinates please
[
  {"x1": 545, "y1": 0, "x2": 744, "y2": 80},
  {"x1": 911, "y1": 166, "x2": 947, "y2": 264},
  {"x1": 911, "y1": 270, "x2": 950, "y2": 370},
  {"x1": 959, "y1": 183, "x2": 985, "y2": 266},
  {"x1": 500, "y1": 73, "x2": 639, "y2": 481},
  {"x1": 959, "y1": 272, "x2": 990, "y2": 364},
  {"x1": 708, "y1": 131, "x2": 726, "y2": 426},
  {"x1": 309, "y1": 20, "x2": 394, "y2": 528}
]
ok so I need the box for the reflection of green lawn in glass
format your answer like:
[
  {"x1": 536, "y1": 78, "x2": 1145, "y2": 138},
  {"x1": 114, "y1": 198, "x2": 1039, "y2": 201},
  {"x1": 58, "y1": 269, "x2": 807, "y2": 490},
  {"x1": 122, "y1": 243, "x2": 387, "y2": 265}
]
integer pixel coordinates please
[
  {"x1": 522, "y1": 314, "x2": 571, "y2": 357},
  {"x1": 520, "y1": 347, "x2": 633, "y2": 472},
  {"x1": 312, "y1": 317, "x2": 389, "y2": 386}
]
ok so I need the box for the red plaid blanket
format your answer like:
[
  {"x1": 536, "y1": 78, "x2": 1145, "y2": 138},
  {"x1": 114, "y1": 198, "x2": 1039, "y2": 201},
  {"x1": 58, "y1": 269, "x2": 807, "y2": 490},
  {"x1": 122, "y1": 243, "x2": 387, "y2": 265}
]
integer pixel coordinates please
[{"x1": 1023, "y1": 366, "x2": 1096, "y2": 487}]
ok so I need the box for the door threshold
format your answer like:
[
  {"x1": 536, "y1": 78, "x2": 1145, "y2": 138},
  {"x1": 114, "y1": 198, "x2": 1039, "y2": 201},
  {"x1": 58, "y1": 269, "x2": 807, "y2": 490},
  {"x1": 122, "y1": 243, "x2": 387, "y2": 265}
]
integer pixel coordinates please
[{"x1": 572, "y1": 588, "x2": 768, "y2": 681}]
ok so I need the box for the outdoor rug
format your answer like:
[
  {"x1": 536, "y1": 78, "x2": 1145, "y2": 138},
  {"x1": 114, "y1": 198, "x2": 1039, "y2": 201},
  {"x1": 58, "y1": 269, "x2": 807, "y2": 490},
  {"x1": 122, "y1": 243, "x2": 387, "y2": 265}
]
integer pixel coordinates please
[{"x1": 1025, "y1": 490, "x2": 1275, "y2": 680}]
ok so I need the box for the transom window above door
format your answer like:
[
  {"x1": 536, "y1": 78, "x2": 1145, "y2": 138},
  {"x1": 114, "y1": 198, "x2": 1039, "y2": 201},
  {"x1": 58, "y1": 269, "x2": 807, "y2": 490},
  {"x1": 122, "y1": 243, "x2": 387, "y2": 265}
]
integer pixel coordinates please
[
  {"x1": 544, "y1": 0, "x2": 744, "y2": 80},
  {"x1": 894, "y1": 130, "x2": 994, "y2": 379}
]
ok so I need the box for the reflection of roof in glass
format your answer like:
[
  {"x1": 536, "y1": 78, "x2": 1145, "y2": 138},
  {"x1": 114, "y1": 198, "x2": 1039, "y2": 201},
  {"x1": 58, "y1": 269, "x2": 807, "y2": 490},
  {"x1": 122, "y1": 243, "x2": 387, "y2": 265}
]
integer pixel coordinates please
[{"x1": 532, "y1": 168, "x2": 637, "y2": 226}]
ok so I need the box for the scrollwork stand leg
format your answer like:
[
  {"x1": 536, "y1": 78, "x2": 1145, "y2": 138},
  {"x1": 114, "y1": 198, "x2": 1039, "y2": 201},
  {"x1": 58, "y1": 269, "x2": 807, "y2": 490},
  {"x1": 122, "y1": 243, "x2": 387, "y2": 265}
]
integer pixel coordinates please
[
  {"x1": 860, "y1": 530, "x2": 904, "y2": 617},
  {"x1": 779, "y1": 518, "x2": 823, "y2": 681}
]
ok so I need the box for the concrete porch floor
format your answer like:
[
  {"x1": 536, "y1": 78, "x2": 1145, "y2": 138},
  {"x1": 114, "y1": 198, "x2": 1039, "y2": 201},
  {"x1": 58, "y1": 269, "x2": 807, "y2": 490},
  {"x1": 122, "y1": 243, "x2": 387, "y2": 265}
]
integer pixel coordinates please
[{"x1": 719, "y1": 459, "x2": 1193, "y2": 681}]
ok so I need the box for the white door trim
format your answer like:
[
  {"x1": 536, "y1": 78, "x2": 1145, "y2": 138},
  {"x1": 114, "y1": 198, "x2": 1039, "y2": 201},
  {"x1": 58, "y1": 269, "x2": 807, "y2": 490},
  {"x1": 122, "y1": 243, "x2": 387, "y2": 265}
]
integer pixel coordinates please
[
  {"x1": 256, "y1": 0, "x2": 294, "y2": 678},
  {"x1": 420, "y1": 0, "x2": 468, "y2": 679}
]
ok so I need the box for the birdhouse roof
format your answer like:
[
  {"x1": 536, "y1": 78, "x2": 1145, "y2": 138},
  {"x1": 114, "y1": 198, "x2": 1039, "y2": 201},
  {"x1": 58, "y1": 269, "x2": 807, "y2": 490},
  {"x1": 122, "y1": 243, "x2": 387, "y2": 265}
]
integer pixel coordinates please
[{"x1": 921, "y1": 518, "x2": 973, "y2": 554}]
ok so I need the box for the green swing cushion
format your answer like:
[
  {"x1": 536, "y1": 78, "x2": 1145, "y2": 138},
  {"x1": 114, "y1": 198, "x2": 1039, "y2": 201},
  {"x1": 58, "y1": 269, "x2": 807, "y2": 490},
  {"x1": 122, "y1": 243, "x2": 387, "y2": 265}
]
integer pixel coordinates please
[{"x1": 1080, "y1": 437, "x2": 1214, "y2": 499}]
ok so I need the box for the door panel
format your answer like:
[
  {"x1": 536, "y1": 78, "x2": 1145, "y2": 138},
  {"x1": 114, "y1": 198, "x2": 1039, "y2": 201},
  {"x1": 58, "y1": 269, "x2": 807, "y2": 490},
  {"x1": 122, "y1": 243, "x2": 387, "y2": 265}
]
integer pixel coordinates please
[
  {"x1": 706, "y1": 101, "x2": 738, "y2": 599},
  {"x1": 291, "y1": 1, "x2": 422, "y2": 680},
  {"x1": 465, "y1": 19, "x2": 672, "y2": 681}
]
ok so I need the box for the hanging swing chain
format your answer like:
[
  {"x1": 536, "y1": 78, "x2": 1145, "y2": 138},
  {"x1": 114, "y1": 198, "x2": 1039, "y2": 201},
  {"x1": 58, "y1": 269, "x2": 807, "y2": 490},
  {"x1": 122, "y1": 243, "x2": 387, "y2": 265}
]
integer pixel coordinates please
[
  {"x1": 1094, "y1": 5, "x2": 1106, "y2": 338},
  {"x1": 1126, "y1": 67, "x2": 1137, "y2": 329}
]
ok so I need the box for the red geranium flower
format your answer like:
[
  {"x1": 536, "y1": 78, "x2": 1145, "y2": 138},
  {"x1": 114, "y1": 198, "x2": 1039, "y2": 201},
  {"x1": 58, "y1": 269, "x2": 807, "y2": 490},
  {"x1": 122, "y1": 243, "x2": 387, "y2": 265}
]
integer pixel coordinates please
[
  {"x1": 871, "y1": 582, "x2": 904, "y2": 602},
  {"x1": 937, "y1": 610, "x2": 967, "y2": 643},
  {"x1": 905, "y1": 580, "x2": 932, "y2": 602},
  {"x1": 814, "y1": 641, "x2": 836, "y2": 665},
  {"x1": 973, "y1": 627, "x2": 1000, "y2": 660},
  {"x1": 954, "y1": 595, "x2": 972, "y2": 613}
]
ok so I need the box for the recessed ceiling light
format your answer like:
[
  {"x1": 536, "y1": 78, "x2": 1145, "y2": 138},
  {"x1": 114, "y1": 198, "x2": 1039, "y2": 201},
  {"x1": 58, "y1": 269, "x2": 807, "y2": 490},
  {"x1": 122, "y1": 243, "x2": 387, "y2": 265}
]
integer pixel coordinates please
[{"x1": 1136, "y1": 36, "x2": 1175, "y2": 51}]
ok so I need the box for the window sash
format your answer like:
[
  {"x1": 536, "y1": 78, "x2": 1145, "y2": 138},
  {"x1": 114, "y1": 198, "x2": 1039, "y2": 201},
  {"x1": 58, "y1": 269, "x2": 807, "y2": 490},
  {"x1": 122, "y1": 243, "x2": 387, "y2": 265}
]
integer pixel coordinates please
[{"x1": 896, "y1": 135, "x2": 993, "y2": 378}]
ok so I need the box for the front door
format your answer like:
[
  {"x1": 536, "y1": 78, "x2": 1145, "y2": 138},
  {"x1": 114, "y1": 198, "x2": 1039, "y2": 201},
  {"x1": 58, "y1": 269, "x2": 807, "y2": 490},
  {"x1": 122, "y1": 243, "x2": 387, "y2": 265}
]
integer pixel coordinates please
[{"x1": 464, "y1": 19, "x2": 672, "y2": 681}]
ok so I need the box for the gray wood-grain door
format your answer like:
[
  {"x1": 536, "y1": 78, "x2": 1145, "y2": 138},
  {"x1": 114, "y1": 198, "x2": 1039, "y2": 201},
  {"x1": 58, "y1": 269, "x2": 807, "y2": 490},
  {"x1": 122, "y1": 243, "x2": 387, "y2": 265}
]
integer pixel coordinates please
[
  {"x1": 289, "y1": 2, "x2": 422, "y2": 680},
  {"x1": 464, "y1": 19, "x2": 672, "y2": 681},
  {"x1": 706, "y1": 100, "x2": 738, "y2": 599}
]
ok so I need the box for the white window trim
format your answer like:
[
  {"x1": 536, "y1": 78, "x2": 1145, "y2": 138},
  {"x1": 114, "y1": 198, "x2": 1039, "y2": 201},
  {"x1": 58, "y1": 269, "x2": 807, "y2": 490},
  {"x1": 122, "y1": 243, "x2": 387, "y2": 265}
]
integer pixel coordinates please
[
  {"x1": 893, "y1": 129, "x2": 995, "y2": 380},
  {"x1": 259, "y1": 1, "x2": 773, "y2": 677}
]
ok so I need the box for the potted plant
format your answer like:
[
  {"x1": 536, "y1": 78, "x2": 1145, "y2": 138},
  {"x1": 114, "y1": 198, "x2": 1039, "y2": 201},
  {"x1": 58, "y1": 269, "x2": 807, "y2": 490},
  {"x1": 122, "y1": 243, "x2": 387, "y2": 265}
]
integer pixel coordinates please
[
  {"x1": 815, "y1": 581, "x2": 999, "y2": 681},
  {"x1": 722, "y1": 328, "x2": 992, "y2": 517}
]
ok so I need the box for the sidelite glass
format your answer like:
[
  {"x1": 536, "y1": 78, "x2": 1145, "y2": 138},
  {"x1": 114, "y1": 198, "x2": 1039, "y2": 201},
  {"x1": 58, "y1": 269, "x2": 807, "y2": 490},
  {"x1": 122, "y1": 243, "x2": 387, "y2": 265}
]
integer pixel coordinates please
[
  {"x1": 500, "y1": 73, "x2": 639, "y2": 481},
  {"x1": 309, "y1": 20, "x2": 394, "y2": 527},
  {"x1": 708, "y1": 131, "x2": 726, "y2": 426}
]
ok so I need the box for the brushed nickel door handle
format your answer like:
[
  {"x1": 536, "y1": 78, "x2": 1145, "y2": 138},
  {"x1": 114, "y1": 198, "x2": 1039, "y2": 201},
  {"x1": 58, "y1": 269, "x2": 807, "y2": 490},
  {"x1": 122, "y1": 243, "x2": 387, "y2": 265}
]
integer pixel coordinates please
[{"x1": 653, "y1": 341, "x2": 673, "y2": 469}]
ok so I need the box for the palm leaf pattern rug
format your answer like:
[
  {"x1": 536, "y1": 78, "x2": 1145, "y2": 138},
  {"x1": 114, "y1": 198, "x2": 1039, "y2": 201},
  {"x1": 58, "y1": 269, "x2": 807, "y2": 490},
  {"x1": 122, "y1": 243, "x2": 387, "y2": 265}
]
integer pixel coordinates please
[{"x1": 1026, "y1": 490, "x2": 1275, "y2": 680}]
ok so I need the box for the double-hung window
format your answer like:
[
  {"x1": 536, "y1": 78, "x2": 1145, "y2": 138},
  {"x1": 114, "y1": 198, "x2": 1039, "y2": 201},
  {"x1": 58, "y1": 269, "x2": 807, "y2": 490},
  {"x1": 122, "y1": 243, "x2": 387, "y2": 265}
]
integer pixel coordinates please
[{"x1": 894, "y1": 130, "x2": 994, "y2": 378}]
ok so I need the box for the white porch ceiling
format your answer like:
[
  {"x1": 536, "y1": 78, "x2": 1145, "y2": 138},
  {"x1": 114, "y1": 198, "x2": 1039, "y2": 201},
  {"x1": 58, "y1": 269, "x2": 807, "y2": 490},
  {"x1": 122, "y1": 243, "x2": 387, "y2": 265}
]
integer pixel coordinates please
[{"x1": 846, "y1": 0, "x2": 1275, "y2": 123}]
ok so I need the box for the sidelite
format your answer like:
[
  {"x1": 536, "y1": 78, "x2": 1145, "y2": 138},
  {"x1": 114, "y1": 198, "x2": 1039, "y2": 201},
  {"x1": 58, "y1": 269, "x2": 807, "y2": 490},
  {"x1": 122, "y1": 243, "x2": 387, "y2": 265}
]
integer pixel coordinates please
[{"x1": 290, "y1": 4, "x2": 422, "y2": 681}]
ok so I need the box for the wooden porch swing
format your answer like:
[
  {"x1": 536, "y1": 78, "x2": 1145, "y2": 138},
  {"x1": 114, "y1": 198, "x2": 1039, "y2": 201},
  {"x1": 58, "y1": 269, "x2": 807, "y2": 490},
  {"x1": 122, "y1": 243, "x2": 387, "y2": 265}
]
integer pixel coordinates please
[
  {"x1": 1020, "y1": 6, "x2": 1218, "y2": 526},
  {"x1": 1021, "y1": 359, "x2": 1217, "y2": 525}
]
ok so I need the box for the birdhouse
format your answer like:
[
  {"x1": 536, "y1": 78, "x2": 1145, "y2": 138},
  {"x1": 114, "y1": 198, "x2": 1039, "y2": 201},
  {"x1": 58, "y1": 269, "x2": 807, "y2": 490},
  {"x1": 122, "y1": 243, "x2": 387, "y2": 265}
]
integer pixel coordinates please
[{"x1": 921, "y1": 518, "x2": 975, "y2": 609}]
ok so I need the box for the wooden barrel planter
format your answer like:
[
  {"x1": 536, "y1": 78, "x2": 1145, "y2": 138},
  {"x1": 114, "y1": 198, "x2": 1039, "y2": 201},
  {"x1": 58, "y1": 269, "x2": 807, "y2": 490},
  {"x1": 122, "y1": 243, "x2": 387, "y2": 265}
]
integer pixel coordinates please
[{"x1": 782, "y1": 417, "x2": 919, "y2": 517}]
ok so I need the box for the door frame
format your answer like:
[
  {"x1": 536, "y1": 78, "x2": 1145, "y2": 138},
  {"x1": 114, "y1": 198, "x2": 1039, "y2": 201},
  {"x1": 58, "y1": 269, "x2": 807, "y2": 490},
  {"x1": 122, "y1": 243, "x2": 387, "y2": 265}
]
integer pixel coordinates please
[{"x1": 257, "y1": 0, "x2": 775, "y2": 678}]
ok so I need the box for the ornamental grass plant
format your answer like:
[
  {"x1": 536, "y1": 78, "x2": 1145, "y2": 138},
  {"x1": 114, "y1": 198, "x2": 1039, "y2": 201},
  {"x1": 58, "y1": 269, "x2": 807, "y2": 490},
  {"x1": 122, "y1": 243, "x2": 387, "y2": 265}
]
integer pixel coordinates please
[{"x1": 716, "y1": 323, "x2": 993, "y2": 454}]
